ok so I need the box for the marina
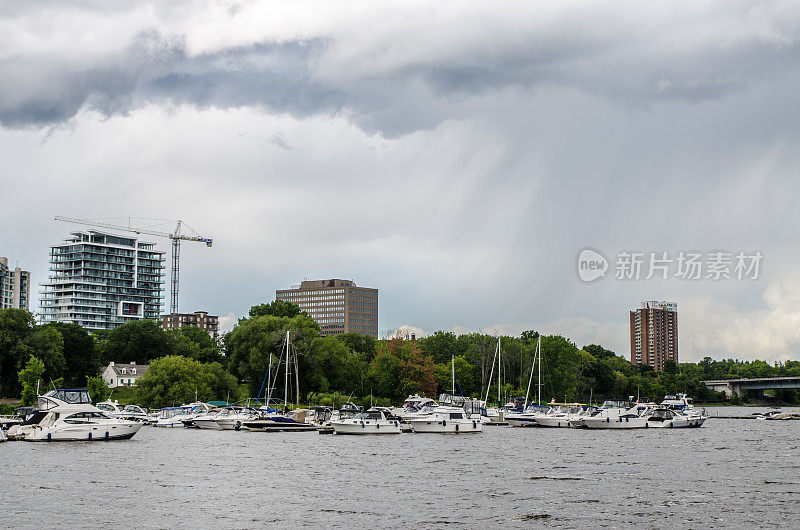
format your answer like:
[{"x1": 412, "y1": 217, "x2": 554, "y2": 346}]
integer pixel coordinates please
[{"x1": 1, "y1": 405, "x2": 797, "y2": 528}]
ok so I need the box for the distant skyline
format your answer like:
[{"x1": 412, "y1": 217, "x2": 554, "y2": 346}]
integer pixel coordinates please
[{"x1": 3, "y1": 1, "x2": 800, "y2": 362}]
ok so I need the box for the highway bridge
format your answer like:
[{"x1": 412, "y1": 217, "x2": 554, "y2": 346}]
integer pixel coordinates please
[{"x1": 702, "y1": 376, "x2": 800, "y2": 397}]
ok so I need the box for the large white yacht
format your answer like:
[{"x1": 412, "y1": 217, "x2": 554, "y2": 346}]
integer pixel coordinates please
[
  {"x1": 407, "y1": 405, "x2": 483, "y2": 433},
  {"x1": 535, "y1": 404, "x2": 596, "y2": 428},
  {"x1": 331, "y1": 408, "x2": 402, "y2": 435},
  {"x1": 582, "y1": 401, "x2": 652, "y2": 429},
  {"x1": 8, "y1": 389, "x2": 143, "y2": 442}
]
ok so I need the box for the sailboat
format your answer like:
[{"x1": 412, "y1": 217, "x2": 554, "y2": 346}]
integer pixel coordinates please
[
  {"x1": 243, "y1": 331, "x2": 317, "y2": 432},
  {"x1": 482, "y1": 337, "x2": 508, "y2": 423},
  {"x1": 407, "y1": 356, "x2": 483, "y2": 434},
  {"x1": 506, "y1": 336, "x2": 549, "y2": 427}
]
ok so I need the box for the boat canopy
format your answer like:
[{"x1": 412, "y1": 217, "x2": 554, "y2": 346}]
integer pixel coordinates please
[
  {"x1": 44, "y1": 389, "x2": 91, "y2": 404},
  {"x1": 38, "y1": 389, "x2": 92, "y2": 410}
]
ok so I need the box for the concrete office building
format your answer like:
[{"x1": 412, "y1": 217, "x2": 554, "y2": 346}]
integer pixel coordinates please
[
  {"x1": 276, "y1": 279, "x2": 378, "y2": 338},
  {"x1": 630, "y1": 300, "x2": 678, "y2": 372},
  {"x1": 41, "y1": 230, "x2": 165, "y2": 331},
  {"x1": 163, "y1": 311, "x2": 220, "y2": 340},
  {"x1": 0, "y1": 257, "x2": 31, "y2": 311}
]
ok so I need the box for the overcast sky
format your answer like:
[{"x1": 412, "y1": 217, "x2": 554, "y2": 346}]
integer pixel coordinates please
[{"x1": 2, "y1": 1, "x2": 800, "y2": 362}]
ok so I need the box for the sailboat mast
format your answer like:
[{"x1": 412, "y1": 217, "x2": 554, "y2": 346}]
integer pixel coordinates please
[
  {"x1": 284, "y1": 330, "x2": 289, "y2": 409},
  {"x1": 266, "y1": 349, "x2": 273, "y2": 405},
  {"x1": 497, "y1": 337, "x2": 501, "y2": 407},
  {"x1": 483, "y1": 340, "x2": 498, "y2": 404},
  {"x1": 524, "y1": 339, "x2": 536, "y2": 409},
  {"x1": 537, "y1": 335, "x2": 542, "y2": 406},
  {"x1": 451, "y1": 354, "x2": 455, "y2": 397}
]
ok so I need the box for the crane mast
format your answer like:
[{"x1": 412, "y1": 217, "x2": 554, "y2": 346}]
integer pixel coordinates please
[{"x1": 54, "y1": 216, "x2": 212, "y2": 315}]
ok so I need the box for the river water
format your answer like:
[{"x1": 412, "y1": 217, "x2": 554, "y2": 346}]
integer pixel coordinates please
[{"x1": 1, "y1": 406, "x2": 798, "y2": 528}]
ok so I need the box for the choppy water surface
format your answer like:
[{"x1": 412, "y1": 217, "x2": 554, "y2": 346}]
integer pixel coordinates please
[{"x1": 2, "y1": 406, "x2": 798, "y2": 528}]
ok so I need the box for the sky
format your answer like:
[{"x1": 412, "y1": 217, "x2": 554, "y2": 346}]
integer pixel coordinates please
[{"x1": 2, "y1": 1, "x2": 800, "y2": 363}]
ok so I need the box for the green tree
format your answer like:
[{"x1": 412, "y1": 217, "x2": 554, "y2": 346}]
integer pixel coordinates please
[
  {"x1": 367, "y1": 348, "x2": 402, "y2": 401},
  {"x1": 373, "y1": 338, "x2": 436, "y2": 401},
  {"x1": 248, "y1": 300, "x2": 306, "y2": 319},
  {"x1": 663, "y1": 359, "x2": 678, "y2": 374},
  {"x1": 18, "y1": 355, "x2": 45, "y2": 405},
  {"x1": 583, "y1": 344, "x2": 617, "y2": 360},
  {"x1": 42, "y1": 322, "x2": 94, "y2": 386},
  {"x1": 225, "y1": 313, "x2": 319, "y2": 398},
  {"x1": 86, "y1": 374, "x2": 110, "y2": 403},
  {"x1": 14, "y1": 327, "x2": 66, "y2": 384},
  {"x1": 98, "y1": 319, "x2": 174, "y2": 365},
  {"x1": 337, "y1": 332, "x2": 377, "y2": 358},
  {"x1": 170, "y1": 326, "x2": 221, "y2": 364},
  {"x1": 520, "y1": 330, "x2": 540, "y2": 344},
  {"x1": 434, "y1": 355, "x2": 475, "y2": 397},
  {"x1": 416, "y1": 331, "x2": 464, "y2": 364},
  {"x1": 0, "y1": 309, "x2": 36, "y2": 397},
  {"x1": 134, "y1": 356, "x2": 240, "y2": 409},
  {"x1": 304, "y1": 336, "x2": 350, "y2": 393}
]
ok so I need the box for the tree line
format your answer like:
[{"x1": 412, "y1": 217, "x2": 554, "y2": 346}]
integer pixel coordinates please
[{"x1": 2, "y1": 302, "x2": 799, "y2": 408}]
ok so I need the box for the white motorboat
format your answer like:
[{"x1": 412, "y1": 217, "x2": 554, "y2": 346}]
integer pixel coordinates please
[
  {"x1": 96, "y1": 401, "x2": 153, "y2": 423},
  {"x1": 331, "y1": 408, "x2": 402, "y2": 435},
  {"x1": 392, "y1": 395, "x2": 438, "y2": 421},
  {"x1": 154, "y1": 406, "x2": 192, "y2": 427},
  {"x1": 189, "y1": 411, "x2": 223, "y2": 429},
  {"x1": 660, "y1": 393, "x2": 707, "y2": 424},
  {"x1": 154, "y1": 403, "x2": 213, "y2": 427},
  {"x1": 8, "y1": 389, "x2": 142, "y2": 442},
  {"x1": 243, "y1": 408, "x2": 318, "y2": 432},
  {"x1": 582, "y1": 401, "x2": 652, "y2": 429},
  {"x1": 646, "y1": 407, "x2": 706, "y2": 428},
  {"x1": 409, "y1": 356, "x2": 483, "y2": 434},
  {"x1": 407, "y1": 405, "x2": 483, "y2": 433},
  {"x1": 506, "y1": 404, "x2": 550, "y2": 427},
  {"x1": 535, "y1": 405, "x2": 596, "y2": 428},
  {"x1": 213, "y1": 406, "x2": 260, "y2": 430}
]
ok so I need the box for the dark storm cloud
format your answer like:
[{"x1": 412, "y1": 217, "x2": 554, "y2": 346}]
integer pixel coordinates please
[
  {"x1": 2, "y1": 2, "x2": 799, "y2": 133},
  {"x1": 0, "y1": 31, "x2": 343, "y2": 128}
]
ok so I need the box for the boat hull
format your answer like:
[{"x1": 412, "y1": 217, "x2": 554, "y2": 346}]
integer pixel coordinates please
[
  {"x1": 153, "y1": 419, "x2": 185, "y2": 428},
  {"x1": 192, "y1": 418, "x2": 223, "y2": 429},
  {"x1": 243, "y1": 419, "x2": 317, "y2": 432},
  {"x1": 535, "y1": 416, "x2": 576, "y2": 428},
  {"x1": 647, "y1": 416, "x2": 706, "y2": 428},
  {"x1": 584, "y1": 416, "x2": 647, "y2": 429},
  {"x1": 331, "y1": 420, "x2": 401, "y2": 435},
  {"x1": 408, "y1": 419, "x2": 483, "y2": 433},
  {"x1": 505, "y1": 416, "x2": 541, "y2": 427},
  {"x1": 215, "y1": 418, "x2": 253, "y2": 430},
  {"x1": 16, "y1": 422, "x2": 142, "y2": 441}
]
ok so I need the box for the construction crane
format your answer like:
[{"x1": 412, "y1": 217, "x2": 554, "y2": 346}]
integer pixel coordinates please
[{"x1": 54, "y1": 216, "x2": 213, "y2": 315}]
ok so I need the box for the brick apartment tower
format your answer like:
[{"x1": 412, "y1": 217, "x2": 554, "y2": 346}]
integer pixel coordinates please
[
  {"x1": 162, "y1": 311, "x2": 220, "y2": 340},
  {"x1": 276, "y1": 279, "x2": 378, "y2": 338},
  {"x1": 630, "y1": 301, "x2": 678, "y2": 372}
]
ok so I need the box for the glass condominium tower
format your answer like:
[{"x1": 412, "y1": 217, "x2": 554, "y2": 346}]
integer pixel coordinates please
[{"x1": 41, "y1": 230, "x2": 165, "y2": 331}]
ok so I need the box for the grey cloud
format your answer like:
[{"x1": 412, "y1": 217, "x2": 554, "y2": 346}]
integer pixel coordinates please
[
  {"x1": 2, "y1": 5, "x2": 800, "y2": 134},
  {"x1": 0, "y1": 31, "x2": 342, "y2": 128}
]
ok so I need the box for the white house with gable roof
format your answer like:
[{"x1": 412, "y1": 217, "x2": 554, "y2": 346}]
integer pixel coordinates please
[{"x1": 102, "y1": 361, "x2": 149, "y2": 388}]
